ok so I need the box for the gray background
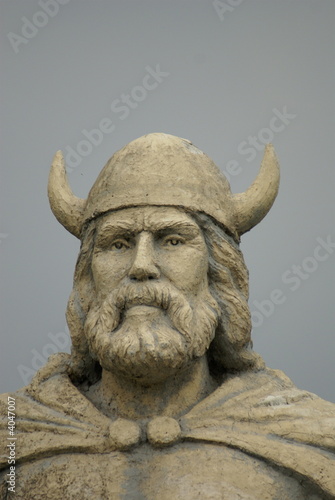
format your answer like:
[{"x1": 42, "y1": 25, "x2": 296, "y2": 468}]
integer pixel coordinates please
[{"x1": 1, "y1": 0, "x2": 334, "y2": 402}]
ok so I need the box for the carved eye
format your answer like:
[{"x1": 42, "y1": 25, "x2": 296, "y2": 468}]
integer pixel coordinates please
[
  {"x1": 111, "y1": 240, "x2": 129, "y2": 250},
  {"x1": 166, "y1": 237, "x2": 183, "y2": 246}
]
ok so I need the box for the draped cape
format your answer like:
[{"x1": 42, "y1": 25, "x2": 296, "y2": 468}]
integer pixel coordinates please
[{"x1": 1, "y1": 354, "x2": 334, "y2": 498}]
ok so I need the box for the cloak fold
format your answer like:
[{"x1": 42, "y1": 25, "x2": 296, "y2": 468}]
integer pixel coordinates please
[{"x1": 1, "y1": 353, "x2": 335, "y2": 497}]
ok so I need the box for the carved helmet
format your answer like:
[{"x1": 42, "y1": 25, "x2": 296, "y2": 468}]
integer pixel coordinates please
[{"x1": 48, "y1": 133, "x2": 279, "y2": 242}]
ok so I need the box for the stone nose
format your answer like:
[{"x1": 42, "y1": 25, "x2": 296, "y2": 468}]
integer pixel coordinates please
[{"x1": 128, "y1": 232, "x2": 160, "y2": 281}]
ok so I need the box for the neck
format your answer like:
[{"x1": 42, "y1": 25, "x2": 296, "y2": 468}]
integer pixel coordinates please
[{"x1": 89, "y1": 356, "x2": 217, "y2": 420}]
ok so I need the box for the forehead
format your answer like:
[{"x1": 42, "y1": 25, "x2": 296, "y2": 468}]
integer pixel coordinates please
[{"x1": 96, "y1": 206, "x2": 201, "y2": 234}]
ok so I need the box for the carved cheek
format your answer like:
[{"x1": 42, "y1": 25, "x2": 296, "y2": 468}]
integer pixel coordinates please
[
  {"x1": 161, "y1": 247, "x2": 208, "y2": 292},
  {"x1": 92, "y1": 252, "x2": 130, "y2": 294}
]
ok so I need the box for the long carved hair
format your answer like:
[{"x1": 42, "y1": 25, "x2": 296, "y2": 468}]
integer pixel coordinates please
[
  {"x1": 66, "y1": 211, "x2": 264, "y2": 385},
  {"x1": 192, "y1": 213, "x2": 265, "y2": 377}
]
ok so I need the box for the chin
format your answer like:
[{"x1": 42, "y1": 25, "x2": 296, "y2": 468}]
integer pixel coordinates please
[
  {"x1": 85, "y1": 289, "x2": 219, "y2": 385},
  {"x1": 106, "y1": 354, "x2": 193, "y2": 385},
  {"x1": 91, "y1": 316, "x2": 199, "y2": 385}
]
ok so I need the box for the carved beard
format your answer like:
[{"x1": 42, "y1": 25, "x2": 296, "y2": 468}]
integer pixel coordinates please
[{"x1": 84, "y1": 282, "x2": 220, "y2": 383}]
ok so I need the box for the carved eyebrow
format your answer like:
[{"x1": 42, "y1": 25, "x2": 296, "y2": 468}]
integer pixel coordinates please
[
  {"x1": 150, "y1": 220, "x2": 200, "y2": 235},
  {"x1": 99, "y1": 220, "x2": 136, "y2": 233},
  {"x1": 96, "y1": 219, "x2": 201, "y2": 243},
  {"x1": 95, "y1": 221, "x2": 137, "y2": 244}
]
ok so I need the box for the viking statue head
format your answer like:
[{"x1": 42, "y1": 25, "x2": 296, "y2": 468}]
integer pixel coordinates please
[{"x1": 48, "y1": 133, "x2": 280, "y2": 383}]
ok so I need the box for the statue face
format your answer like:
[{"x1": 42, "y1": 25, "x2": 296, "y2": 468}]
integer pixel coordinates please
[
  {"x1": 92, "y1": 206, "x2": 209, "y2": 302},
  {"x1": 84, "y1": 206, "x2": 220, "y2": 383}
]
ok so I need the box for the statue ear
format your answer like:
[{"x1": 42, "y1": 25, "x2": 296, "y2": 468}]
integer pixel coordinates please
[
  {"x1": 48, "y1": 151, "x2": 86, "y2": 238},
  {"x1": 233, "y1": 144, "x2": 280, "y2": 236}
]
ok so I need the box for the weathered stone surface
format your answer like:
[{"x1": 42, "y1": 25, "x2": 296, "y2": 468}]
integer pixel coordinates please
[
  {"x1": 147, "y1": 416, "x2": 181, "y2": 446},
  {"x1": 109, "y1": 418, "x2": 142, "y2": 450},
  {"x1": 1, "y1": 134, "x2": 334, "y2": 499}
]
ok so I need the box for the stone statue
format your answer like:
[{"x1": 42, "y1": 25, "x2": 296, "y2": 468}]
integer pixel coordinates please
[{"x1": 1, "y1": 133, "x2": 334, "y2": 499}]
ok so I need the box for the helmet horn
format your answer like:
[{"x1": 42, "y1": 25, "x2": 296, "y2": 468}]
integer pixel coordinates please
[
  {"x1": 233, "y1": 144, "x2": 280, "y2": 236},
  {"x1": 48, "y1": 151, "x2": 86, "y2": 238}
]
